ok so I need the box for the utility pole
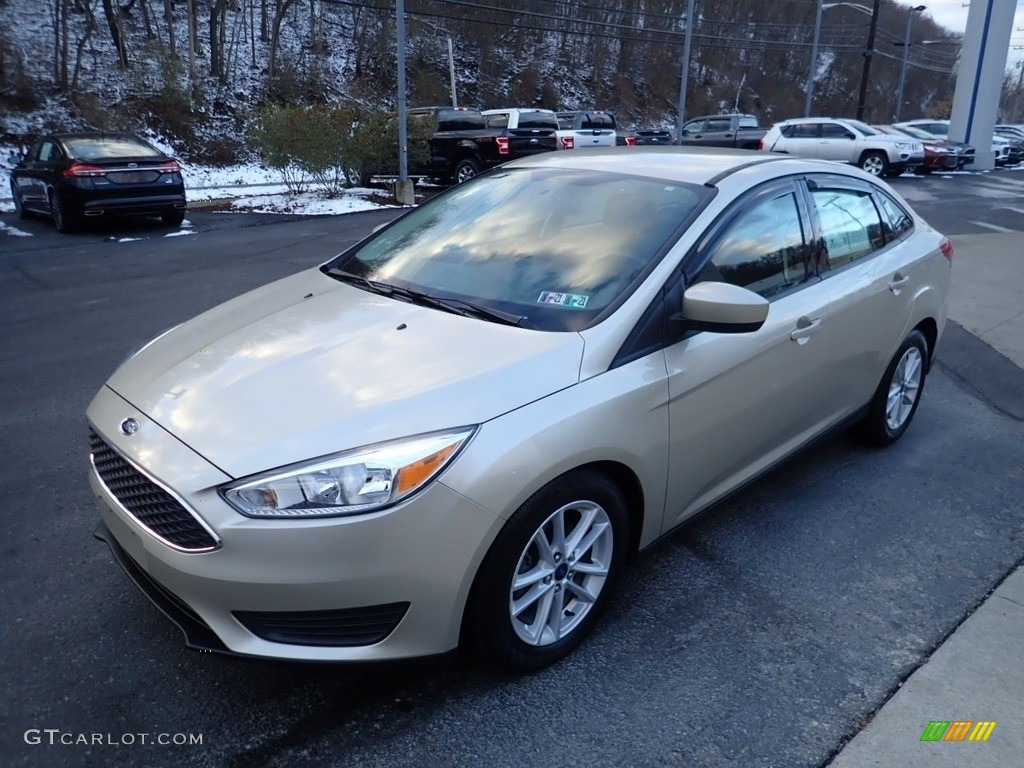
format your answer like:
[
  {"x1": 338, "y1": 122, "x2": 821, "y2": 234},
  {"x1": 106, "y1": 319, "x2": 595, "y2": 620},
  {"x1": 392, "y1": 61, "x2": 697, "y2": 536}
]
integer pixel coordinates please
[
  {"x1": 895, "y1": 6, "x2": 926, "y2": 122},
  {"x1": 394, "y1": 0, "x2": 414, "y2": 204},
  {"x1": 805, "y1": 0, "x2": 825, "y2": 116},
  {"x1": 855, "y1": 0, "x2": 882, "y2": 121},
  {"x1": 448, "y1": 38, "x2": 458, "y2": 108},
  {"x1": 675, "y1": 0, "x2": 696, "y2": 141}
]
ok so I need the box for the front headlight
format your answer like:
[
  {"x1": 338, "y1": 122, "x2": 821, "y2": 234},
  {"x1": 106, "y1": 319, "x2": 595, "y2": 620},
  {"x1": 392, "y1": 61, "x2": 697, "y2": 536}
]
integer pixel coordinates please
[
  {"x1": 222, "y1": 427, "x2": 476, "y2": 518},
  {"x1": 895, "y1": 142, "x2": 913, "y2": 151}
]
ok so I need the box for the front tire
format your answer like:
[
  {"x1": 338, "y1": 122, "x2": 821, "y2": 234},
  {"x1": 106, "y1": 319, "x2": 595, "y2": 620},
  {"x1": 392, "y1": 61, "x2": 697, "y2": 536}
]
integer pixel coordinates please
[
  {"x1": 469, "y1": 470, "x2": 629, "y2": 672},
  {"x1": 856, "y1": 330, "x2": 928, "y2": 446},
  {"x1": 453, "y1": 158, "x2": 480, "y2": 184},
  {"x1": 859, "y1": 151, "x2": 889, "y2": 177}
]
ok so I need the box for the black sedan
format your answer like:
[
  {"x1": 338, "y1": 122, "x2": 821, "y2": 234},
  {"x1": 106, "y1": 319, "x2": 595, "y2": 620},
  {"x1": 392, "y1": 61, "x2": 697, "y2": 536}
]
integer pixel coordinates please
[{"x1": 9, "y1": 133, "x2": 186, "y2": 233}]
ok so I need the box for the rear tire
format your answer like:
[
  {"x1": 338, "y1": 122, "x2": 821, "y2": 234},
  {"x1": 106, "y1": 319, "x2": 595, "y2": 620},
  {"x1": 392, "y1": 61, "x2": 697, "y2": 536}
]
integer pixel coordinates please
[
  {"x1": 468, "y1": 470, "x2": 628, "y2": 672},
  {"x1": 453, "y1": 158, "x2": 480, "y2": 184},
  {"x1": 859, "y1": 151, "x2": 889, "y2": 177},
  {"x1": 161, "y1": 209, "x2": 186, "y2": 228},
  {"x1": 854, "y1": 330, "x2": 928, "y2": 447},
  {"x1": 50, "y1": 192, "x2": 77, "y2": 234}
]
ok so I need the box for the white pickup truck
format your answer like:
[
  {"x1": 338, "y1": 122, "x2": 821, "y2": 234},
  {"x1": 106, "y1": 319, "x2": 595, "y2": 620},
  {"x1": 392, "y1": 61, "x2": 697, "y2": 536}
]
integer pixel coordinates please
[{"x1": 555, "y1": 110, "x2": 618, "y2": 150}]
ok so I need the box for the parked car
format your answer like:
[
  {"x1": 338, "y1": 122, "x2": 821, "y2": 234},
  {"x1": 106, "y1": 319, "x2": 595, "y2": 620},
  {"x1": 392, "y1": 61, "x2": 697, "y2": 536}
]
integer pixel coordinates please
[
  {"x1": 481, "y1": 108, "x2": 559, "y2": 158},
  {"x1": 874, "y1": 125, "x2": 957, "y2": 174},
  {"x1": 9, "y1": 132, "x2": 186, "y2": 233},
  {"x1": 761, "y1": 117, "x2": 923, "y2": 177},
  {"x1": 406, "y1": 106, "x2": 517, "y2": 184},
  {"x1": 632, "y1": 128, "x2": 675, "y2": 146},
  {"x1": 555, "y1": 110, "x2": 617, "y2": 150},
  {"x1": 678, "y1": 114, "x2": 766, "y2": 149},
  {"x1": 895, "y1": 119, "x2": 1014, "y2": 166},
  {"x1": 890, "y1": 124, "x2": 974, "y2": 168},
  {"x1": 89, "y1": 147, "x2": 950, "y2": 671}
]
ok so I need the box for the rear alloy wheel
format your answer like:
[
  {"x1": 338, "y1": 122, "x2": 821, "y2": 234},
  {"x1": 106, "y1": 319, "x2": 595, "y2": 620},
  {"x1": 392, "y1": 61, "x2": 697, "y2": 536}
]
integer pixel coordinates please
[
  {"x1": 454, "y1": 158, "x2": 480, "y2": 184},
  {"x1": 856, "y1": 330, "x2": 928, "y2": 446},
  {"x1": 161, "y1": 209, "x2": 186, "y2": 228},
  {"x1": 470, "y1": 470, "x2": 628, "y2": 672},
  {"x1": 859, "y1": 151, "x2": 889, "y2": 177},
  {"x1": 50, "y1": 192, "x2": 77, "y2": 234}
]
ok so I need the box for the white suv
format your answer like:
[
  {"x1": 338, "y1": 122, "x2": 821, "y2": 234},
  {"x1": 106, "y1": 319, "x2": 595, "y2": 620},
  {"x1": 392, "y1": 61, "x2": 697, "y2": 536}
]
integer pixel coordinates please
[{"x1": 761, "y1": 117, "x2": 923, "y2": 177}]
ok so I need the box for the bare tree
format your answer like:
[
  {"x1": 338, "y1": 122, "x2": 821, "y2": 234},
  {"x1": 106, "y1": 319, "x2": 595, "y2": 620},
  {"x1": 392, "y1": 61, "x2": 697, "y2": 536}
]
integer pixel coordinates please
[
  {"x1": 163, "y1": 0, "x2": 176, "y2": 56},
  {"x1": 100, "y1": 0, "x2": 129, "y2": 67},
  {"x1": 267, "y1": 0, "x2": 298, "y2": 81}
]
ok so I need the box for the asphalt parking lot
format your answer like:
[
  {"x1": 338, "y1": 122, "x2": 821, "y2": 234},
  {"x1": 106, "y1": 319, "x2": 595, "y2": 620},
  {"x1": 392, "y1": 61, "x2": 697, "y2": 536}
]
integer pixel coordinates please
[{"x1": 1, "y1": 169, "x2": 1022, "y2": 768}]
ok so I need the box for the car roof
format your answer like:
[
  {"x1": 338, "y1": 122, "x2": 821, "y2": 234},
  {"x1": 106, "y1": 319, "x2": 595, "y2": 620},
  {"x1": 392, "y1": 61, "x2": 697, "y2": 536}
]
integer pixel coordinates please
[
  {"x1": 48, "y1": 131, "x2": 146, "y2": 140},
  {"x1": 504, "y1": 146, "x2": 797, "y2": 184}
]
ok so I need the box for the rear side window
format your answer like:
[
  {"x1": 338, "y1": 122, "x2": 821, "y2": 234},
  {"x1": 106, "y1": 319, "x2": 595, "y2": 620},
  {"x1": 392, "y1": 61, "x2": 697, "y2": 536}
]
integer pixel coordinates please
[
  {"x1": 877, "y1": 192, "x2": 914, "y2": 239},
  {"x1": 437, "y1": 110, "x2": 485, "y2": 131},
  {"x1": 484, "y1": 113, "x2": 509, "y2": 129},
  {"x1": 698, "y1": 191, "x2": 809, "y2": 299},
  {"x1": 517, "y1": 113, "x2": 558, "y2": 130},
  {"x1": 38, "y1": 140, "x2": 60, "y2": 162},
  {"x1": 810, "y1": 188, "x2": 885, "y2": 268},
  {"x1": 782, "y1": 123, "x2": 819, "y2": 139}
]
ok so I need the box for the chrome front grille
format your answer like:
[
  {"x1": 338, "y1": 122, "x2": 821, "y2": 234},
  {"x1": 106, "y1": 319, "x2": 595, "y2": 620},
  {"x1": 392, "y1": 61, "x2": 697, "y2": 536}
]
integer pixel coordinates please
[{"x1": 89, "y1": 430, "x2": 220, "y2": 552}]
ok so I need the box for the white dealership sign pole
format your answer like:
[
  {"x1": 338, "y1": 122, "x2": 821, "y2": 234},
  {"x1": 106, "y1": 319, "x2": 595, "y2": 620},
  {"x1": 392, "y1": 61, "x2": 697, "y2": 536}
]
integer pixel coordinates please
[{"x1": 948, "y1": 0, "x2": 1015, "y2": 170}]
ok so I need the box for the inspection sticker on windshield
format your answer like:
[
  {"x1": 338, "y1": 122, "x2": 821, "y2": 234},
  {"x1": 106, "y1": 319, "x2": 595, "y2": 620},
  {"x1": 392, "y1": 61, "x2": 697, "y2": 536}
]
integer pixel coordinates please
[{"x1": 537, "y1": 291, "x2": 589, "y2": 308}]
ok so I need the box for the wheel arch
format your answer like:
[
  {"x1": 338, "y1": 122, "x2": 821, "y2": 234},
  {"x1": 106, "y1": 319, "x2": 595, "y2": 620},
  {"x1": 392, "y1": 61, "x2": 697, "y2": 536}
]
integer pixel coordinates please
[{"x1": 913, "y1": 317, "x2": 938, "y2": 370}]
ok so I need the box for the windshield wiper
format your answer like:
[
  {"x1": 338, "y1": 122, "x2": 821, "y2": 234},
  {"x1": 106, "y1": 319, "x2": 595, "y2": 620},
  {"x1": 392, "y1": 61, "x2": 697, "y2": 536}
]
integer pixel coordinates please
[
  {"x1": 324, "y1": 268, "x2": 532, "y2": 327},
  {"x1": 323, "y1": 268, "x2": 397, "y2": 297}
]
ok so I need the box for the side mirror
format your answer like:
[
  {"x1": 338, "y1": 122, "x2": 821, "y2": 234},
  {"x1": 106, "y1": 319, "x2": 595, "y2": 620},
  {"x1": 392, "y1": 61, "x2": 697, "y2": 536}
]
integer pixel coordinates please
[{"x1": 680, "y1": 281, "x2": 769, "y2": 334}]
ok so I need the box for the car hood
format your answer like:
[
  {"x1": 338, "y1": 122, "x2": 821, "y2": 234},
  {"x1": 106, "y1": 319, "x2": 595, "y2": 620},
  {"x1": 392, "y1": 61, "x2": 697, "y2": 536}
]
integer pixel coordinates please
[{"x1": 106, "y1": 268, "x2": 584, "y2": 479}]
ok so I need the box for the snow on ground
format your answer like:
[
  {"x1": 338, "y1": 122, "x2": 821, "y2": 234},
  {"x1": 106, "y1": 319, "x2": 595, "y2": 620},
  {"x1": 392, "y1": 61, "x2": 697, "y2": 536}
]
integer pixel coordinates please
[{"x1": 1, "y1": 221, "x2": 32, "y2": 237}]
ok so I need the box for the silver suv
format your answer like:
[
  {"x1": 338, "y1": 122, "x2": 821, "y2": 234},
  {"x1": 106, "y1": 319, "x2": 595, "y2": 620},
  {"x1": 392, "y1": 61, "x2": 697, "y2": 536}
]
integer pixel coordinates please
[{"x1": 761, "y1": 117, "x2": 923, "y2": 177}]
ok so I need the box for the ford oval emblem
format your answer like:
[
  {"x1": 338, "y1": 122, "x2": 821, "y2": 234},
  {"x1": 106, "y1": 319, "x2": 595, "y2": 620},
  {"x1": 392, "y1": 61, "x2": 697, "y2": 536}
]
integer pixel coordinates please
[
  {"x1": 120, "y1": 417, "x2": 141, "y2": 436},
  {"x1": 128, "y1": 162, "x2": 138, "y2": 168}
]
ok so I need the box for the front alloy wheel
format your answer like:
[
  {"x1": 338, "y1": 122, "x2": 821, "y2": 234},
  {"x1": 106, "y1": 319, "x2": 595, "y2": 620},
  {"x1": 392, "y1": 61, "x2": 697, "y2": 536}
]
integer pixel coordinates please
[
  {"x1": 859, "y1": 151, "x2": 889, "y2": 177},
  {"x1": 470, "y1": 470, "x2": 628, "y2": 671},
  {"x1": 509, "y1": 500, "x2": 614, "y2": 647}
]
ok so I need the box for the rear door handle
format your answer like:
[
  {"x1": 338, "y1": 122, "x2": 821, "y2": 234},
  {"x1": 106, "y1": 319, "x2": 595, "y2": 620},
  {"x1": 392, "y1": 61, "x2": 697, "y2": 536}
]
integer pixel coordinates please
[
  {"x1": 790, "y1": 316, "x2": 822, "y2": 343},
  {"x1": 889, "y1": 272, "x2": 910, "y2": 294}
]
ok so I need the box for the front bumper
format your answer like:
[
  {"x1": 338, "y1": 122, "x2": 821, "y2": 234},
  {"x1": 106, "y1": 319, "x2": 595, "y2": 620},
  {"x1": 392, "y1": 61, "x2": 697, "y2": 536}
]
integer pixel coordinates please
[{"x1": 87, "y1": 386, "x2": 504, "y2": 662}]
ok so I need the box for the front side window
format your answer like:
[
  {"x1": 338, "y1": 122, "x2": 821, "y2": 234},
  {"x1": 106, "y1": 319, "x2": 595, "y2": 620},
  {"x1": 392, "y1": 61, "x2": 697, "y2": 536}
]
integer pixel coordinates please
[
  {"x1": 821, "y1": 123, "x2": 854, "y2": 139},
  {"x1": 810, "y1": 188, "x2": 885, "y2": 268},
  {"x1": 697, "y1": 191, "x2": 811, "y2": 299},
  {"x1": 325, "y1": 168, "x2": 708, "y2": 332},
  {"x1": 706, "y1": 118, "x2": 732, "y2": 132},
  {"x1": 682, "y1": 120, "x2": 705, "y2": 135}
]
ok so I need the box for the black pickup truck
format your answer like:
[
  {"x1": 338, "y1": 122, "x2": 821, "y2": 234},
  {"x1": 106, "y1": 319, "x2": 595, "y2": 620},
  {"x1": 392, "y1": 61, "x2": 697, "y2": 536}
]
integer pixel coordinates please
[
  {"x1": 408, "y1": 106, "x2": 555, "y2": 184},
  {"x1": 677, "y1": 114, "x2": 767, "y2": 150}
]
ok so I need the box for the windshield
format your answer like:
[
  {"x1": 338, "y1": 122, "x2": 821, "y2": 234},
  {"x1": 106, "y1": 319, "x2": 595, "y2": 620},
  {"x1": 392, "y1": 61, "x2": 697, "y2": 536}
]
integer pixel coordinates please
[
  {"x1": 845, "y1": 120, "x2": 878, "y2": 136},
  {"x1": 325, "y1": 168, "x2": 708, "y2": 332}
]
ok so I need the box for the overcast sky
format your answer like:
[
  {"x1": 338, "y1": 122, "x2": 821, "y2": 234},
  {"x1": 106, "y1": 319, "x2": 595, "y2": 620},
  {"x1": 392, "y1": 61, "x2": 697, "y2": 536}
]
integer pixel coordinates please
[{"x1": 913, "y1": 0, "x2": 1024, "y2": 68}]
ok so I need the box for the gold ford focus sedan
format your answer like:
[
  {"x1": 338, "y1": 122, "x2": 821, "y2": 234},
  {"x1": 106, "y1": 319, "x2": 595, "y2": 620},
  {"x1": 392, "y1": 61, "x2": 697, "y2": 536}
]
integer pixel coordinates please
[{"x1": 88, "y1": 148, "x2": 951, "y2": 671}]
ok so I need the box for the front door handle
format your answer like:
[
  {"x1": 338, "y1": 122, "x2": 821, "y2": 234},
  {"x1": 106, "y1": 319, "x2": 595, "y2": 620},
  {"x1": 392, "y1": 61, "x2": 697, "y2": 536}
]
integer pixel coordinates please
[
  {"x1": 889, "y1": 272, "x2": 910, "y2": 294},
  {"x1": 790, "y1": 316, "x2": 822, "y2": 343}
]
